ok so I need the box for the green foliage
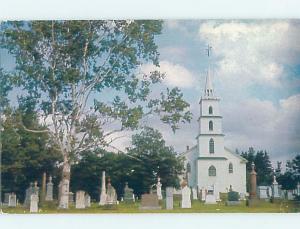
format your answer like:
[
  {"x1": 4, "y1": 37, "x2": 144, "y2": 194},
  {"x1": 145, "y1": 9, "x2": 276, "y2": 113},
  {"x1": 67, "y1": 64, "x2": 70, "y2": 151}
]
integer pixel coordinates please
[
  {"x1": 1, "y1": 105, "x2": 62, "y2": 202},
  {"x1": 277, "y1": 154, "x2": 300, "y2": 190},
  {"x1": 228, "y1": 191, "x2": 240, "y2": 201},
  {"x1": 70, "y1": 127, "x2": 184, "y2": 200},
  {"x1": 240, "y1": 147, "x2": 273, "y2": 188},
  {"x1": 0, "y1": 68, "x2": 12, "y2": 110},
  {"x1": 127, "y1": 127, "x2": 184, "y2": 196}
]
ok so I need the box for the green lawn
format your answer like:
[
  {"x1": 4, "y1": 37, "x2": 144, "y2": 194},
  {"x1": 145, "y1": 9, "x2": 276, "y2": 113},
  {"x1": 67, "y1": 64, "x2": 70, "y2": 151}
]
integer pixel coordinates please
[{"x1": 2, "y1": 199, "x2": 300, "y2": 214}]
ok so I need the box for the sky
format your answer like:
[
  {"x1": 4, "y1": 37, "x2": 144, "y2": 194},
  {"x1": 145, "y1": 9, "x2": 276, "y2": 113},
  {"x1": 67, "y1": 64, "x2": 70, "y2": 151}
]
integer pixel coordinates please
[
  {"x1": 1, "y1": 20, "x2": 300, "y2": 164},
  {"x1": 140, "y1": 19, "x2": 300, "y2": 164}
]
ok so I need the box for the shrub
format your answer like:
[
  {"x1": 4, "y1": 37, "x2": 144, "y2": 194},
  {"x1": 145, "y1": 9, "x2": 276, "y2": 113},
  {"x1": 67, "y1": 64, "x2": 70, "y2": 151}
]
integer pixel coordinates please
[{"x1": 228, "y1": 191, "x2": 240, "y2": 201}]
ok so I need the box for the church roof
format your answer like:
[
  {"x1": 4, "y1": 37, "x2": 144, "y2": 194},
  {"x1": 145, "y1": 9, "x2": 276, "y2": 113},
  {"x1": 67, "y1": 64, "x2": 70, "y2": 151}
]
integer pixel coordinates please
[{"x1": 224, "y1": 147, "x2": 248, "y2": 163}]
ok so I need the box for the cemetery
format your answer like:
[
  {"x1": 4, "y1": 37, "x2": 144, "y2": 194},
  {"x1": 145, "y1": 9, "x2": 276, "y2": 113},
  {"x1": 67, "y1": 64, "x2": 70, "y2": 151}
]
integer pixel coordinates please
[{"x1": 2, "y1": 164, "x2": 300, "y2": 213}]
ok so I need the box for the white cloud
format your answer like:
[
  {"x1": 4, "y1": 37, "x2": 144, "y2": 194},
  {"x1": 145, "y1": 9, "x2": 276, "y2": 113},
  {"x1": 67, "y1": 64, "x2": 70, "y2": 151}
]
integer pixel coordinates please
[
  {"x1": 198, "y1": 20, "x2": 300, "y2": 88},
  {"x1": 223, "y1": 94, "x2": 300, "y2": 160},
  {"x1": 141, "y1": 60, "x2": 196, "y2": 88}
]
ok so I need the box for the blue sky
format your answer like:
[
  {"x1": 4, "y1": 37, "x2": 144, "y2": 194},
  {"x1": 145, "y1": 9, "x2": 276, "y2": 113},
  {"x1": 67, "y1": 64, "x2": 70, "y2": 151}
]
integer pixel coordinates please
[{"x1": 1, "y1": 20, "x2": 300, "y2": 164}]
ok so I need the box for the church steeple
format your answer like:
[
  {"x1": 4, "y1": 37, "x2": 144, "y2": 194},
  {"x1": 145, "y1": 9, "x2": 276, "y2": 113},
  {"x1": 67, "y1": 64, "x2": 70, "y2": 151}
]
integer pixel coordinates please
[
  {"x1": 204, "y1": 65, "x2": 214, "y2": 97},
  {"x1": 204, "y1": 44, "x2": 214, "y2": 98}
]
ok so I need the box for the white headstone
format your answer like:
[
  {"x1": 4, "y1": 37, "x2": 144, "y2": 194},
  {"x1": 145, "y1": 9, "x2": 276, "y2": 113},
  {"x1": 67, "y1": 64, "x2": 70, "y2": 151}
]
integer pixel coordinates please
[
  {"x1": 205, "y1": 185, "x2": 216, "y2": 204},
  {"x1": 59, "y1": 179, "x2": 69, "y2": 209},
  {"x1": 166, "y1": 187, "x2": 173, "y2": 210},
  {"x1": 257, "y1": 186, "x2": 269, "y2": 199},
  {"x1": 76, "y1": 190, "x2": 86, "y2": 209},
  {"x1": 30, "y1": 194, "x2": 39, "y2": 213},
  {"x1": 272, "y1": 183, "x2": 280, "y2": 198},
  {"x1": 85, "y1": 194, "x2": 91, "y2": 208},
  {"x1": 192, "y1": 188, "x2": 198, "y2": 200},
  {"x1": 287, "y1": 190, "x2": 294, "y2": 200},
  {"x1": 45, "y1": 176, "x2": 54, "y2": 201},
  {"x1": 8, "y1": 193, "x2": 17, "y2": 207},
  {"x1": 99, "y1": 171, "x2": 107, "y2": 206},
  {"x1": 205, "y1": 194, "x2": 217, "y2": 204},
  {"x1": 297, "y1": 183, "x2": 300, "y2": 195},
  {"x1": 181, "y1": 186, "x2": 191, "y2": 208},
  {"x1": 157, "y1": 177, "x2": 163, "y2": 200}
]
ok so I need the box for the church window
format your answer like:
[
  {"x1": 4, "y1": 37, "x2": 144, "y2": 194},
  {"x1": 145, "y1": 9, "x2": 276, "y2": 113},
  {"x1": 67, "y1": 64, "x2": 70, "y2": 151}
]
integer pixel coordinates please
[
  {"x1": 229, "y1": 163, "x2": 233, "y2": 173},
  {"x1": 208, "y1": 165, "x2": 216, "y2": 176},
  {"x1": 186, "y1": 163, "x2": 191, "y2": 173},
  {"x1": 209, "y1": 138, "x2": 214, "y2": 154},
  {"x1": 209, "y1": 106, "x2": 213, "y2": 114},
  {"x1": 209, "y1": 121, "x2": 213, "y2": 131}
]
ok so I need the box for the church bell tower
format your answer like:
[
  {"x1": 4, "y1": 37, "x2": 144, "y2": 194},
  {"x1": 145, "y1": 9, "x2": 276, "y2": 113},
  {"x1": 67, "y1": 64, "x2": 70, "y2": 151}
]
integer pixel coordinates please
[{"x1": 197, "y1": 45, "x2": 225, "y2": 157}]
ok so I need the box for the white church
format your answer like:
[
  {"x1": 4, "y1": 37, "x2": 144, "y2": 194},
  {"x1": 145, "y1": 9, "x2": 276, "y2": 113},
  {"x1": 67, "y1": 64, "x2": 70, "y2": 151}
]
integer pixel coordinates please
[{"x1": 181, "y1": 55, "x2": 247, "y2": 199}]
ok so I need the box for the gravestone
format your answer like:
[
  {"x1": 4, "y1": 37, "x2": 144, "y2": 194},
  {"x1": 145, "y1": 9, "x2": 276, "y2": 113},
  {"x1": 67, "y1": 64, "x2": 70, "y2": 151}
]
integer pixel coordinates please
[
  {"x1": 85, "y1": 193, "x2": 91, "y2": 208},
  {"x1": 69, "y1": 192, "x2": 74, "y2": 204},
  {"x1": 58, "y1": 178, "x2": 69, "y2": 209},
  {"x1": 272, "y1": 175, "x2": 280, "y2": 199},
  {"x1": 249, "y1": 162, "x2": 257, "y2": 199},
  {"x1": 123, "y1": 182, "x2": 135, "y2": 203},
  {"x1": 287, "y1": 190, "x2": 294, "y2": 200},
  {"x1": 75, "y1": 190, "x2": 86, "y2": 209},
  {"x1": 8, "y1": 193, "x2": 17, "y2": 207},
  {"x1": 3, "y1": 193, "x2": 10, "y2": 205},
  {"x1": 33, "y1": 181, "x2": 39, "y2": 195},
  {"x1": 24, "y1": 183, "x2": 34, "y2": 207},
  {"x1": 156, "y1": 177, "x2": 163, "y2": 200},
  {"x1": 181, "y1": 185, "x2": 191, "y2": 208},
  {"x1": 30, "y1": 194, "x2": 39, "y2": 213},
  {"x1": 205, "y1": 187, "x2": 216, "y2": 204},
  {"x1": 99, "y1": 171, "x2": 107, "y2": 206},
  {"x1": 166, "y1": 187, "x2": 174, "y2": 210},
  {"x1": 45, "y1": 176, "x2": 54, "y2": 201},
  {"x1": 297, "y1": 183, "x2": 300, "y2": 195},
  {"x1": 105, "y1": 178, "x2": 117, "y2": 205},
  {"x1": 41, "y1": 172, "x2": 47, "y2": 202},
  {"x1": 257, "y1": 186, "x2": 269, "y2": 199},
  {"x1": 139, "y1": 194, "x2": 161, "y2": 210},
  {"x1": 192, "y1": 188, "x2": 198, "y2": 200}
]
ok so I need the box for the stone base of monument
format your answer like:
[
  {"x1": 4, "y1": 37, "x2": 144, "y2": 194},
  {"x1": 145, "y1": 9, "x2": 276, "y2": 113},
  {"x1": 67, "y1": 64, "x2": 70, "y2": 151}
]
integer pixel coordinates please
[
  {"x1": 247, "y1": 198, "x2": 260, "y2": 207},
  {"x1": 139, "y1": 194, "x2": 161, "y2": 210},
  {"x1": 226, "y1": 201, "x2": 241, "y2": 206},
  {"x1": 204, "y1": 194, "x2": 217, "y2": 204}
]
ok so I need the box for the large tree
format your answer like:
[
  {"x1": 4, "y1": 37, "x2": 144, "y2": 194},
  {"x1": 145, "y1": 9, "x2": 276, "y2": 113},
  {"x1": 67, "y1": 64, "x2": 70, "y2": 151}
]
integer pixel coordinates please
[
  {"x1": 127, "y1": 127, "x2": 184, "y2": 196},
  {"x1": 0, "y1": 21, "x2": 191, "y2": 205}
]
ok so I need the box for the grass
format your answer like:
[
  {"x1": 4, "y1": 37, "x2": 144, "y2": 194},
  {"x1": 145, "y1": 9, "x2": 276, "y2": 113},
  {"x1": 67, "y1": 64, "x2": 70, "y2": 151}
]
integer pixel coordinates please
[{"x1": 2, "y1": 199, "x2": 300, "y2": 214}]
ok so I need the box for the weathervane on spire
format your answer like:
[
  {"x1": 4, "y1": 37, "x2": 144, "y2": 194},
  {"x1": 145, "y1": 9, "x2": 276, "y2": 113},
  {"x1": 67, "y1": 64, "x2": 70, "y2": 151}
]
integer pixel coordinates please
[{"x1": 206, "y1": 44, "x2": 212, "y2": 57}]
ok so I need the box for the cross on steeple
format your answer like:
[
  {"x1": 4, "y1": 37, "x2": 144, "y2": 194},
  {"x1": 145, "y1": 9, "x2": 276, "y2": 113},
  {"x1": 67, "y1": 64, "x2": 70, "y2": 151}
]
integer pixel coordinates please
[{"x1": 206, "y1": 44, "x2": 212, "y2": 57}]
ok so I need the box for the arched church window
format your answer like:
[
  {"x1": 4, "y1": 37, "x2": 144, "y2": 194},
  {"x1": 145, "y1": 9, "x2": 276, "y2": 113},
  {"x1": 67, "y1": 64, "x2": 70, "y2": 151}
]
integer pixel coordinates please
[
  {"x1": 209, "y1": 106, "x2": 213, "y2": 114},
  {"x1": 208, "y1": 165, "x2": 216, "y2": 176},
  {"x1": 229, "y1": 163, "x2": 233, "y2": 173},
  {"x1": 186, "y1": 163, "x2": 191, "y2": 173},
  {"x1": 209, "y1": 138, "x2": 214, "y2": 154},
  {"x1": 209, "y1": 121, "x2": 213, "y2": 131}
]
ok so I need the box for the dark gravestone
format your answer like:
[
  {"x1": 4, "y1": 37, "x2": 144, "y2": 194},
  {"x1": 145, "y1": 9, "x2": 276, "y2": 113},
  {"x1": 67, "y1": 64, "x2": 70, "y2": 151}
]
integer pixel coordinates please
[
  {"x1": 139, "y1": 194, "x2": 161, "y2": 210},
  {"x1": 4, "y1": 193, "x2": 10, "y2": 205}
]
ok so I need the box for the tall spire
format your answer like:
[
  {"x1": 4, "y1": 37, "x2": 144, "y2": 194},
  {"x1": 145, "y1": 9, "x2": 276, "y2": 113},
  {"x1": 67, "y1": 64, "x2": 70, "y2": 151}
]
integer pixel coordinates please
[{"x1": 204, "y1": 45, "x2": 214, "y2": 97}]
